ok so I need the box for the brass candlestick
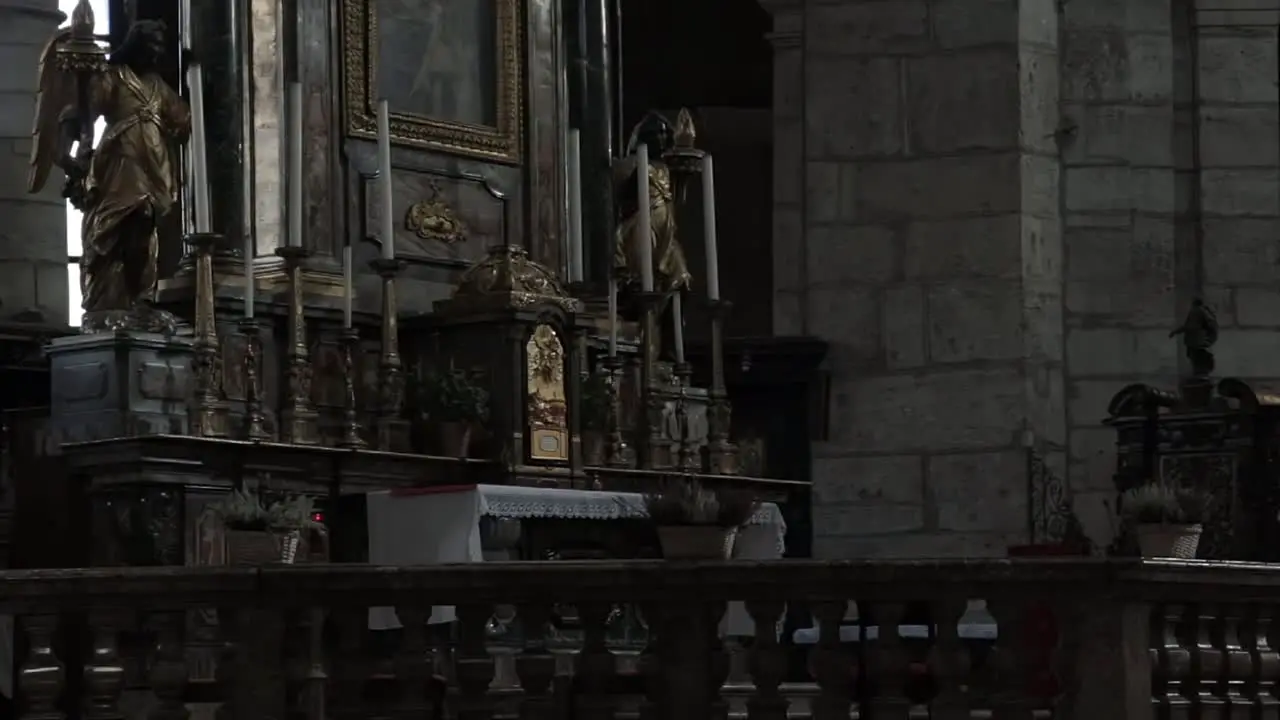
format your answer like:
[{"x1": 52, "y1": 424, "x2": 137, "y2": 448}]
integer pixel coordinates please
[
  {"x1": 637, "y1": 291, "x2": 669, "y2": 469},
  {"x1": 601, "y1": 353, "x2": 632, "y2": 467},
  {"x1": 338, "y1": 327, "x2": 366, "y2": 449},
  {"x1": 237, "y1": 318, "x2": 270, "y2": 441},
  {"x1": 369, "y1": 258, "x2": 407, "y2": 451},
  {"x1": 274, "y1": 247, "x2": 319, "y2": 444},
  {"x1": 188, "y1": 232, "x2": 227, "y2": 437},
  {"x1": 706, "y1": 299, "x2": 739, "y2": 475},
  {"x1": 673, "y1": 362, "x2": 700, "y2": 472}
]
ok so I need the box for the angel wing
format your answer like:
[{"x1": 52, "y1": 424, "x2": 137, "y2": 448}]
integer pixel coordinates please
[{"x1": 27, "y1": 28, "x2": 74, "y2": 195}]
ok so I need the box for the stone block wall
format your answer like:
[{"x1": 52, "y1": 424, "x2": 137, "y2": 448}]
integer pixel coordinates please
[
  {"x1": 762, "y1": 0, "x2": 1280, "y2": 556},
  {"x1": 0, "y1": 0, "x2": 68, "y2": 324}
]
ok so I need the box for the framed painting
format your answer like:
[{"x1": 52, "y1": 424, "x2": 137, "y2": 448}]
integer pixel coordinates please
[{"x1": 342, "y1": 0, "x2": 523, "y2": 163}]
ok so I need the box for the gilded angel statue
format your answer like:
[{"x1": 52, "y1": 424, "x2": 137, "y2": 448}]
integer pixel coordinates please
[
  {"x1": 28, "y1": 1, "x2": 190, "y2": 332},
  {"x1": 612, "y1": 111, "x2": 692, "y2": 295}
]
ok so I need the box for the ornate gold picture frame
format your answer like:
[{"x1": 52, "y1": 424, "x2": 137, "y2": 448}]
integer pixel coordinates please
[{"x1": 342, "y1": 0, "x2": 523, "y2": 163}]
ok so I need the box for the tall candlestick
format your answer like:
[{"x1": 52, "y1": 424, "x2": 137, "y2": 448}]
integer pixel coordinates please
[
  {"x1": 702, "y1": 155, "x2": 720, "y2": 301},
  {"x1": 635, "y1": 144, "x2": 654, "y2": 292},
  {"x1": 376, "y1": 100, "x2": 395, "y2": 260},
  {"x1": 288, "y1": 83, "x2": 303, "y2": 247},
  {"x1": 342, "y1": 245, "x2": 354, "y2": 327},
  {"x1": 672, "y1": 293, "x2": 685, "y2": 364},
  {"x1": 607, "y1": 275, "x2": 618, "y2": 357},
  {"x1": 243, "y1": 235, "x2": 254, "y2": 318},
  {"x1": 567, "y1": 129, "x2": 585, "y2": 282}
]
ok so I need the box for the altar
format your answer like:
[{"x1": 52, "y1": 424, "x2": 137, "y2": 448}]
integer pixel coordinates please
[{"x1": 365, "y1": 484, "x2": 786, "y2": 633}]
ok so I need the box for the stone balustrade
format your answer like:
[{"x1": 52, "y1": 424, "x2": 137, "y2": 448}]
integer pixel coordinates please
[{"x1": 0, "y1": 558, "x2": 1274, "y2": 720}]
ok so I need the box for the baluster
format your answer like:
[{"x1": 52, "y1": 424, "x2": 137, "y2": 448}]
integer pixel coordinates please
[
  {"x1": 515, "y1": 603, "x2": 555, "y2": 720},
  {"x1": 393, "y1": 605, "x2": 431, "y2": 720},
  {"x1": 745, "y1": 600, "x2": 787, "y2": 720},
  {"x1": 1152, "y1": 603, "x2": 1192, "y2": 720},
  {"x1": 637, "y1": 602, "x2": 668, "y2": 720},
  {"x1": 19, "y1": 614, "x2": 64, "y2": 720},
  {"x1": 303, "y1": 607, "x2": 328, "y2": 720},
  {"x1": 1220, "y1": 603, "x2": 1252, "y2": 718},
  {"x1": 329, "y1": 607, "x2": 368, "y2": 720},
  {"x1": 456, "y1": 603, "x2": 496, "y2": 720},
  {"x1": 1250, "y1": 605, "x2": 1280, "y2": 719},
  {"x1": 83, "y1": 609, "x2": 126, "y2": 720},
  {"x1": 705, "y1": 601, "x2": 730, "y2": 720},
  {"x1": 867, "y1": 601, "x2": 911, "y2": 718},
  {"x1": 215, "y1": 607, "x2": 241, "y2": 720},
  {"x1": 1190, "y1": 603, "x2": 1226, "y2": 715},
  {"x1": 575, "y1": 603, "x2": 619, "y2": 720},
  {"x1": 986, "y1": 598, "x2": 1033, "y2": 720},
  {"x1": 927, "y1": 598, "x2": 970, "y2": 720},
  {"x1": 809, "y1": 600, "x2": 854, "y2": 720},
  {"x1": 146, "y1": 612, "x2": 190, "y2": 720}
]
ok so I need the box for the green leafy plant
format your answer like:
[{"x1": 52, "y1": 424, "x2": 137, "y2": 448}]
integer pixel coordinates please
[
  {"x1": 580, "y1": 371, "x2": 612, "y2": 431},
  {"x1": 643, "y1": 482, "x2": 758, "y2": 528},
  {"x1": 208, "y1": 488, "x2": 321, "y2": 531},
  {"x1": 422, "y1": 367, "x2": 490, "y2": 424},
  {"x1": 1120, "y1": 482, "x2": 1206, "y2": 526},
  {"x1": 208, "y1": 487, "x2": 271, "y2": 530}
]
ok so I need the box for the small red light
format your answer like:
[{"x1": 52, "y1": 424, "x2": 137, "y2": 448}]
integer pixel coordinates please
[{"x1": 312, "y1": 512, "x2": 325, "y2": 523}]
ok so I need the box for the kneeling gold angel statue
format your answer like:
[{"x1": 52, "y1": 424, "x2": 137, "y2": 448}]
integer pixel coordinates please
[{"x1": 28, "y1": 1, "x2": 189, "y2": 332}]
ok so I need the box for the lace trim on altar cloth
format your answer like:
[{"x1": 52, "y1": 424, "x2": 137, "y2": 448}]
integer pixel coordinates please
[{"x1": 475, "y1": 486, "x2": 788, "y2": 556}]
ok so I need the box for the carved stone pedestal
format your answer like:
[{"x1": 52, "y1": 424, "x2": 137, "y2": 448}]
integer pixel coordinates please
[{"x1": 47, "y1": 331, "x2": 195, "y2": 443}]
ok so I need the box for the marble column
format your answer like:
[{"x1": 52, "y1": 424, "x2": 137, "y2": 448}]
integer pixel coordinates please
[
  {"x1": 0, "y1": 0, "x2": 68, "y2": 325},
  {"x1": 191, "y1": 0, "x2": 246, "y2": 260},
  {"x1": 580, "y1": 0, "x2": 617, "y2": 287}
]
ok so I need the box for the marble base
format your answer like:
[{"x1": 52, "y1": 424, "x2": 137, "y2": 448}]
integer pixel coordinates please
[{"x1": 48, "y1": 331, "x2": 195, "y2": 443}]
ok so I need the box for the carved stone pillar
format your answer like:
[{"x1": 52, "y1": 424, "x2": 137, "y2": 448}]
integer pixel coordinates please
[{"x1": 757, "y1": 0, "x2": 803, "y2": 338}]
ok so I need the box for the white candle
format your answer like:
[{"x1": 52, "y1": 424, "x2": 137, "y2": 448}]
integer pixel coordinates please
[
  {"x1": 567, "y1": 129, "x2": 585, "y2": 283},
  {"x1": 376, "y1": 100, "x2": 395, "y2": 260},
  {"x1": 243, "y1": 236, "x2": 254, "y2": 318},
  {"x1": 635, "y1": 144, "x2": 654, "y2": 292},
  {"x1": 702, "y1": 155, "x2": 720, "y2": 301},
  {"x1": 187, "y1": 71, "x2": 211, "y2": 233},
  {"x1": 288, "y1": 83, "x2": 303, "y2": 247},
  {"x1": 607, "y1": 275, "x2": 618, "y2": 357},
  {"x1": 342, "y1": 245, "x2": 354, "y2": 327},
  {"x1": 672, "y1": 293, "x2": 685, "y2": 364}
]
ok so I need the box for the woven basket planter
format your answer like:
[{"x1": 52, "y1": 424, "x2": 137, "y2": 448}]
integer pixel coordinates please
[
  {"x1": 657, "y1": 526, "x2": 738, "y2": 560},
  {"x1": 1136, "y1": 523, "x2": 1202, "y2": 559},
  {"x1": 225, "y1": 529, "x2": 304, "y2": 566}
]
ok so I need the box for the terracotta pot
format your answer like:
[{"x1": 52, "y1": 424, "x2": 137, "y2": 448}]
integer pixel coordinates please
[
  {"x1": 657, "y1": 526, "x2": 737, "y2": 560},
  {"x1": 1136, "y1": 523, "x2": 1202, "y2": 558},
  {"x1": 581, "y1": 430, "x2": 606, "y2": 466},
  {"x1": 435, "y1": 421, "x2": 473, "y2": 458}
]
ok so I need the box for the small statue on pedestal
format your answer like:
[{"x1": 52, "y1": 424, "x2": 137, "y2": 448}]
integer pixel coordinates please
[
  {"x1": 1170, "y1": 298, "x2": 1219, "y2": 378},
  {"x1": 28, "y1": 2, "x2": 189, "y2": 333}
]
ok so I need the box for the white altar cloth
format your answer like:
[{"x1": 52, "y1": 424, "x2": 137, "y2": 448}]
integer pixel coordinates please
[{"x1": 367, "y1": 484, "x2": 786, "y2": 634}]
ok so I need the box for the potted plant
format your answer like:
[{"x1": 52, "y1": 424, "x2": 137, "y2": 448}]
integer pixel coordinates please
[
  {"x1": 207, "y1": 488, "x2": 323, "y2": 565},
  {"x1": 1120, "y1": 481, "x2": 1206, "y2": 558},
  {"x1": 422, "y1": 367, "x2": 490, "y2": 457},
  {"x1": 644, "y1": 482, "x2": 758, "y2": 559},
  {"x1": 580, "y1": 371, "x2": 611, "y2": 466}
]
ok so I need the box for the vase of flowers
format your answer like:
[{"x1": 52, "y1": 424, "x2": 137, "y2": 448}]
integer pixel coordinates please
[
  {"x1": 644, "y1": 482, "x2": 758, "y2": 560},
  {"x1": 580, "y1": 371, "x2": 611, "y2": 466},
  {"x1": 422, "y1": 367, "x2": 490, "y2": 457},
  {"x1": 1120, "y1": 481, "x2": 1206, "y2": 559},
  {"x1": 208, "y1": 488, "x2": 323, "y2": 565}
]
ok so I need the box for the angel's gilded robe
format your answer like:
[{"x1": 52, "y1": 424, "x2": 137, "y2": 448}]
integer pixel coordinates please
[
  {"x1": 614, "y1": 159, "x2": 691, "y2": 294},
  {"x1": 78, "y1": 64, "x2": 190, "y2": 312}
]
